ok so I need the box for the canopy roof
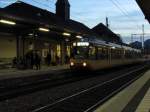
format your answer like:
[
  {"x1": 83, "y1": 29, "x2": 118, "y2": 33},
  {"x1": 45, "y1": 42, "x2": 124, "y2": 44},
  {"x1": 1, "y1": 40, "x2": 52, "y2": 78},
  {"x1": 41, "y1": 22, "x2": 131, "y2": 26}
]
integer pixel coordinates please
[
  {"x1": 136, "y1": 0, "x2": 150, "y2": 23},
  {"x1": 0, "y1": 1, "x2": 93, "y2": 38}
]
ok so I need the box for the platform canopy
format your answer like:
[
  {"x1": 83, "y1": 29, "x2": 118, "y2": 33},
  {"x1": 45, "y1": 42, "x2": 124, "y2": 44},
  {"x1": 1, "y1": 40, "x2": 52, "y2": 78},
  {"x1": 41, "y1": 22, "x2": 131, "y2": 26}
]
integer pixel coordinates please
[
  {"x1": 136, "y1": 0, "x2": 150, "y2": 23},
  {"x1": 0, "y1": 1, "x2": 94, "y2": 40}
]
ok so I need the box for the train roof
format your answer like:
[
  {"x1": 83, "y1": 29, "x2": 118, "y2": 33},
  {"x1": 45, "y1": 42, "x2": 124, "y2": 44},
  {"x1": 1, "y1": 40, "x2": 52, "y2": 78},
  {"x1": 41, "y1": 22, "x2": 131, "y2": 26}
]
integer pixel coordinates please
[{"x1": 82, "y1": 38, "x2": 141, "y2": 52}]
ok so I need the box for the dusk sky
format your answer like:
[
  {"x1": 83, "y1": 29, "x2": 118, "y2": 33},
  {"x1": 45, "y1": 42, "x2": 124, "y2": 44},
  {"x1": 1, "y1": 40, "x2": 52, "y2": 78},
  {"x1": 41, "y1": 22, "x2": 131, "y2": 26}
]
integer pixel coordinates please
[{"x1": 0, "y1": 0, "x2": 150, "y2": 43}]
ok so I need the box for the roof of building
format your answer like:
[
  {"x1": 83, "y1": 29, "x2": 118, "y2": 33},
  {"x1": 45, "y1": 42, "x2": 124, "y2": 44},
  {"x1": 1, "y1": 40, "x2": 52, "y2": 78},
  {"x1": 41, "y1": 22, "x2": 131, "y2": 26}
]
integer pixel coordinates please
[
  {"x1": 136, "y1": 0, "x2": 150, "y2": 23},
  {"x1": 91, "y1": 23, "x2": 123, "y2": 43},
  {"x1": 0, "y1": 1, "x2": 92, "y2": 36},
  {"x1": 0, "y1": 1, "x2": 122, "y2": 44}
]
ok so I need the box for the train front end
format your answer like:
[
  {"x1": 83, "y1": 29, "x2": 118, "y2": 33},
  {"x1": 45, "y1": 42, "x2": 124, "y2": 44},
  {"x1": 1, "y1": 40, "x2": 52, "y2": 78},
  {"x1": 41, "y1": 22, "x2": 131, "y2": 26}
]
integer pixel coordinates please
[{"x1": 70, "y1": 42, "x2": 89, "y2": 70}]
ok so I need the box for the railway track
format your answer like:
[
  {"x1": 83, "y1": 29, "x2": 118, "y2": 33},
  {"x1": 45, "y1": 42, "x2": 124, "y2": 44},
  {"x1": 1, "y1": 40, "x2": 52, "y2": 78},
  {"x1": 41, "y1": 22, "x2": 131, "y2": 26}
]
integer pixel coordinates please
[
  {"x1": 0, "y1": 70, "x2": 96, "y2": 101},
  {"x1": 31, "y1": 65, "x2": 149, "y2": 112},
  {"x1": 0, "y1": 64, "x2": 143, "y2": 101}
]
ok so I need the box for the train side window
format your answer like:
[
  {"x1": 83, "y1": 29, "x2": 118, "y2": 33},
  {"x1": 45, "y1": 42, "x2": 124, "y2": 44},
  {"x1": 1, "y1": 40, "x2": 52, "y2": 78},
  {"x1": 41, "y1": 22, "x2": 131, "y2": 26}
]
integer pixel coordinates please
[
  {"x1": 97, "y1": 47, "x2": 103, "y2": 59},
  {"x1": 102, "y1": 48, "x2": 109, "y2": 59},
  {"x1": 88, "y1": 46, "x2": 96, "y2": 60}
]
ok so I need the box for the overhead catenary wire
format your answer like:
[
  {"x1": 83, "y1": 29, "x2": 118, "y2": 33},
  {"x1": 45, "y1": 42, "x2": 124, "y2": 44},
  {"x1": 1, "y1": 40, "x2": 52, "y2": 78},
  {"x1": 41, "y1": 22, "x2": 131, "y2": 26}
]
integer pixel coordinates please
[
  {"x1": 29, "y1": 0, "x2": 143, "y2": 31},
  {"x1": 109, "y1": 0, "x2": 142, "y2": 29},
  {"x1": 115, "y1": 0, "x2": 142, "y2": 24},
  {"x1": 0, "y1": 0, "x2": 145, "y2": 34}
]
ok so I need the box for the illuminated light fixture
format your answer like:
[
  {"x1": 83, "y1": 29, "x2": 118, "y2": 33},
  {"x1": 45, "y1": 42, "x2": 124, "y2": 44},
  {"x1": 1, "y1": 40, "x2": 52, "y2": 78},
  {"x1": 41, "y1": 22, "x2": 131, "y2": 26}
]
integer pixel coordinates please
[
  {"x1": 83, "y1": 62, "x2": 87, "y2": 67},
  {"x1": 0, "y1": 19, "x2": 16, "y2": 25},
  {"x1": 111, "y1": 46, "x2": 116, "y2": 49},
  {"x1": 63, "y1": 32, "x2": 71, "y2": 37},
  {"x1": 73, "y1": 43, "x2": 77, "y2": 46},
  {"x1": 70, "y1": 62, "x2": 74, "y2": 66},
  {"x1": 65, "y1": 39, "x2": 69, "y2": 42},
  {"x1": 77, "y1": 42, "x2": 89, "y2": 46},
  {"x1": 39, "y1": 27, "x2": 50, "y2": 32},
  {"x1": 76, "y1": 35, "x2": 83, "y2": 39},
  {"x1": 28, "y1": 33, "x2": 33, "y2": 36}
]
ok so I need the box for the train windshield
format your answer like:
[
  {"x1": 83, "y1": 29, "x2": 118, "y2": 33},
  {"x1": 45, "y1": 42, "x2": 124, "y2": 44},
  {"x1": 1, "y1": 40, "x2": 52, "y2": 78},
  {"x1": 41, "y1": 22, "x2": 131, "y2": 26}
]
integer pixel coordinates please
[{"x1": 71, "y1": 46, "x2": 88, "y2": 59}]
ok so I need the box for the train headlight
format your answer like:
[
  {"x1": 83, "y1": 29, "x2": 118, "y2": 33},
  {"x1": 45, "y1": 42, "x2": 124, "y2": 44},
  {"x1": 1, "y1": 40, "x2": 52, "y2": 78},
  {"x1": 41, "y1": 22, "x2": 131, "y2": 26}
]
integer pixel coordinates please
[
  {"x1": 83, "y1": 62, "x2": 87, "y2": 67},
  {"x1": 70, "y1": 62, "x2": 74, "y2": 66}
]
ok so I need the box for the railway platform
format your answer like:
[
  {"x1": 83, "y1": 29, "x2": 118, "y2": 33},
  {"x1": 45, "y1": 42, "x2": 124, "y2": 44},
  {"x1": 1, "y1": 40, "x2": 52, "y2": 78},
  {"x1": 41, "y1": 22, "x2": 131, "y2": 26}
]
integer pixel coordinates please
[
  {"x1": 95, "y1": 70, "x2": 150, "y2": 112},
  {"x1": 0, "y1": 65, "x2": 69, "y2": 80}
]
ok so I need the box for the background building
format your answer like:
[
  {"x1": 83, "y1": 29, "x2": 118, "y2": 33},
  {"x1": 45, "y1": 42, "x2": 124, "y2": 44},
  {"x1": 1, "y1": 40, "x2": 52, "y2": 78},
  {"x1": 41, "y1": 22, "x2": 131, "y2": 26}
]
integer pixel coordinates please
[{"x1": 0, "y1": 0, "x2": 123, "y2": 67}]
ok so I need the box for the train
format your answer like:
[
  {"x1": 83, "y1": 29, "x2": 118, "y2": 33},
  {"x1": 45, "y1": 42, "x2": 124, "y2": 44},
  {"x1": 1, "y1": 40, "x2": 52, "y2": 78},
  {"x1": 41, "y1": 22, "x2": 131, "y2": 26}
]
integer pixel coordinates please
[{"x1": 70, "y1": 37, "x2": 144, "y2": 70}]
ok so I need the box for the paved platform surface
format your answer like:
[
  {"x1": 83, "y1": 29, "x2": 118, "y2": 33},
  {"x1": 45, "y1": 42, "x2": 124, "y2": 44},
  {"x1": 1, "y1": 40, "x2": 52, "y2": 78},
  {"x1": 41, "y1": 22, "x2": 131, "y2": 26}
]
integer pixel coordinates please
[
  {"x1": 0, "y1": 65, "x2": 69, "y2": 80},
  {"x1": 135, "y1": 88, "x2": 150, "y2": 112},
  {"x1": 95, "y1": 70, "x2": 150, "y2": 112}
]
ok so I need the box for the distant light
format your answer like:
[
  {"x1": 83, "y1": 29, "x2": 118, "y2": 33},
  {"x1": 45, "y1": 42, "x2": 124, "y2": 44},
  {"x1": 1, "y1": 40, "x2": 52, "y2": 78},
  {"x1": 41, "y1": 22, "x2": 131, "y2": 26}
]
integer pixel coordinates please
[
  {"x1": 39, "y1": 27, "x2": 50, "y2": 32},
  {"x1": 76, "y1": 35, "x2": 83, "y2": 39},
  {"x1": 81, "y1": 38, "x2": 84, "y2": 41},
  {"x1": 83, "y1": 62, "x2": 87, "y2": 67},
  {"x1": 63, "y1": 32, "x2": 71, "y2": 37},
  {"x1": 73, "y1": 43, "x2": 77, "y2": 46},
  {"x1": 0, "y1": 19, "x2": 16, "y2": 25},
  {"x1": 111, "y1": 46, "x2": 116, "y2": 49},
  {"x1": 28, "y1": 33, "x2": 33, "y2": 36},
  {"x1": 70, "y1": 62, "x2": 74, "y2": 66},
  {"x1": 65, "y1": 39, "x2": 69, "y2": 42}
]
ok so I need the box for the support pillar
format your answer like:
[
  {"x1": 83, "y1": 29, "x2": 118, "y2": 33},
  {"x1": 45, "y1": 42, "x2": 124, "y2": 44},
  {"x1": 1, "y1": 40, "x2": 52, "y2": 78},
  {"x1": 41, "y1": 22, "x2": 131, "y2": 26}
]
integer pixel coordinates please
[
  {"x1": 16, "y1": 35, "x2": 25, "y2": 59},
  {"x1": 61, "y1": 41, "x2": 66, "y2": 64}
]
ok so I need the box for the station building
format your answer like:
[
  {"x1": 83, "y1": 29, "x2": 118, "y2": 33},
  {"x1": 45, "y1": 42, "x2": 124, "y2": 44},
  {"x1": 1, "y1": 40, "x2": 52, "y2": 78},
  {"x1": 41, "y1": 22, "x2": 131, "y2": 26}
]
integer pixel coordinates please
[
  {"x1": 0, "y1": 0, "x2": 94, "y2": 65},
  {"x1": 0, "y1": 0, "x2": 122, "y2": 66},
  {"x1": 91, "y1": 23, "x2": 123, "y2": 44}
]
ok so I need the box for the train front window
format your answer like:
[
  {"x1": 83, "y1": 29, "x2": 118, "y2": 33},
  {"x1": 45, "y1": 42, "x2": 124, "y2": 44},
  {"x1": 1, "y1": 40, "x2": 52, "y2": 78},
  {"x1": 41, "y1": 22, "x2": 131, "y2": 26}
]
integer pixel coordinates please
[{"x1": 72, "y1": 46, "x2": 88, "y2": 59}]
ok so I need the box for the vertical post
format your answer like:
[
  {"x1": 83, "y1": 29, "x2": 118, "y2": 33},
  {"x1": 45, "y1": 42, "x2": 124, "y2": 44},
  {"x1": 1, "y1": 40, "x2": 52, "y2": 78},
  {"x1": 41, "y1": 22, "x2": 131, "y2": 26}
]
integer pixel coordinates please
[
  {"x1": 61, "y1": 39, "x2": 65, "y2": 65},
  {"x1": 22, "y1": 35, "x2": 25, "y2": 57},
  {"x1": 33, "y1": 32, "x2": 36, "y2": 51},
  {"x1": 140, "y1": 35, "x2": 143, "y2": 49},
  {"x1": 142, "y1": 24, "x2": 145, "y2": 52},
  {"x1": 106, "y1": 17, "x2": 109, "y2": 28},
  {"x1": 16, "y1": 34, "x2": 25, "y2": 58},
  {"x1": 131, "y1": 34, "x2": 133, "y2": 46},
  {"x1": 16, "y1": 35, "x2": 20, "y2": 59}
]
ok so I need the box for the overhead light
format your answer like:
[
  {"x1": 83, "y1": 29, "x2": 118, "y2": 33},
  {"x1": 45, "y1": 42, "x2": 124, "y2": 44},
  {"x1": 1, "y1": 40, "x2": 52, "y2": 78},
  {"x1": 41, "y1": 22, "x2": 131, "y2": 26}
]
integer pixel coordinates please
[
  {"x1": 39, "y1": 27, "x2": 50, "y2": 32},
  {"x1": 111, "y1": 46, "x2": 116, "y2": 49},
  {"x1": 65, "y1": 38, "x2": 69, "y2": 42},
  {"x1": 73, "y1": 43, "x2": 77, "y2": 46},
  {"x1": 28, "y1": 33, "x2": 33, "y2": 36},
  {"x1": 63, "y1": 32, "x2": 71, "y2": 37},
  {"x1": 83, "y1": 62, "x2": 87, "y2": 67},
  {"x1": 76, "y1": 35, "x2": 83, "y2": 39},
  {"x1": 70, "y1": 62, "x2": 74, "y2": 66},
  {"x1": 0, "y1": 19, "x2": 16, "y2": 25}
]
